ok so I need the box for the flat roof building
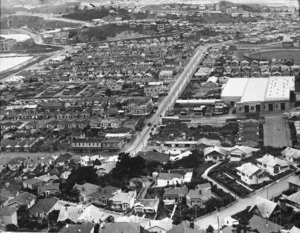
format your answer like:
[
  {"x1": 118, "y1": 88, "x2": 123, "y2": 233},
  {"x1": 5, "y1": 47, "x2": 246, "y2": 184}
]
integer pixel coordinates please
[{"x1": 221, "y1": 76, "x2": 295, "y2": 113}]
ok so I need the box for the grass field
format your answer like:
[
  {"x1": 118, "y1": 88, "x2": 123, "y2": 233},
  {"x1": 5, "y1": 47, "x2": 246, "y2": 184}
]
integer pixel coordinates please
[{"x1": 249, "y1": 49, "x2": 300, "y2": 60}]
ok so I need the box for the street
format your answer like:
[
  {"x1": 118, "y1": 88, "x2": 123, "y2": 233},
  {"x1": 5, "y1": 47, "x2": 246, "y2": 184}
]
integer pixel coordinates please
[{"x1": 124, "y1": 45, "x2": 211, "y2": 156}]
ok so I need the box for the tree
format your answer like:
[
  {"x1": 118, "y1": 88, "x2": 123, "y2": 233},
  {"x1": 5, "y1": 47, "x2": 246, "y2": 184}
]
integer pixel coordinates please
[
  {"x1": 6, "y1": 224, "x2": 18, "y2": 231},
  {"x1": 206, "y1": 225, "x2": 214, "y2": 233},
  {"x1": 94, "y1": 159, "x2": 102, "y2": 165},
  {"x1": 105, "y1": 215, "x2": 114, "y2": 223},
  {"x1": 105, "y1": 88, "x2": 112, "y2": 96}
]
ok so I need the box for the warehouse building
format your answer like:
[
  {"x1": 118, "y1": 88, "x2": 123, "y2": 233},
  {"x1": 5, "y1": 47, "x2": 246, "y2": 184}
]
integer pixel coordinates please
[{"x1": 221, "y1": 76, "x2": 295, "y2": 113}]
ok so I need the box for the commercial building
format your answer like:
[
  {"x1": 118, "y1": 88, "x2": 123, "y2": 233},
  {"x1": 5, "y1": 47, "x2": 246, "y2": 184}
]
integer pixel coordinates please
[{"x1": 221, "y1": 76, "x2": 295, "y2": 113}]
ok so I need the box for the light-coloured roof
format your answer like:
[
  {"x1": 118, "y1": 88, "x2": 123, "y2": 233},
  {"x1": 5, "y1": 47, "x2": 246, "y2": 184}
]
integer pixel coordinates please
[
  {"x1": 221, "y1": 78, "x2": 249, "y2": 98},
  {"x1": 111, "y1": 191, "x2": 136, "y2": 203},
  {"x1": 257, "y1": 154, "x2": 289, "y2": 168},
  {"x1": 230, "y1": 145, "x2": 259, "y2": 155},
  {"x1": 282, "y1": 147, "x2": 300, "y2": 159},
  {"x1": 265, "y1": 76, "x2": 295, "y2": 101},
  {"x1": 290, "y1": 226, "x2": 300, "y2": 233},
  {"x1": 241, "y1": 78, "x2": 269, "y2": 103},
  {"x1": 287, "y1": 176, "x2": 300, "y2": 187},
  {"x1": 249, "y1": 196, "x2": 278, "y2": 218},
  {"x1": 236, "y1": 163, "x2": 262, "y2": 176},
  {"x1": 286, "y1": 191, "x2": 300, "y2": 205},
  {"x1": 158, "y1": 173, "x2": 183, "y2": 180},
  {"x1": 203, "y1": 146, "x2": 227, "y2": 156}
]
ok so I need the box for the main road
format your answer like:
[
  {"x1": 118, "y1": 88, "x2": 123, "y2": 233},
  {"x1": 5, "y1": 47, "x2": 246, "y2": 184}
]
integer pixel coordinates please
[{"x1": 124, "y1": 44, "x2": 211, "y2": 156}]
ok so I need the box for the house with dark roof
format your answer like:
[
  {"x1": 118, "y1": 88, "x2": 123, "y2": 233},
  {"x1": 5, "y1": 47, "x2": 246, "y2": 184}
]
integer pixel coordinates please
[
  {"x1": 186, "y1": 185, "x2": 213, "y2": 208},
  {"x1": 249, "y1": 196, "x2": 283, "y2": 219},
  {"x1": 88, "y1": 186, "x2": 121, "y2": 206},
  {"x1": 163, "y1": 186, "x2": 188, "y2": 205},
  {"x1": 74, "y1": 183, "x2": 101, "y2": 203},
  {"x1": 166, "y1": 220, "x2": 203, "y2": 233},
  {"x1": 98, "y1": 222, "x2": 140, "y2": 233},
  {"x1": 29, "y1": 197, "x2": 59, "y2": 218},
  {"x1": 38, "y1": 183, "x2": 60, "y2": 197},
  {"x1": 248, "y1": 215, "x2": 282, "y2": 233},
  {"x1": 55, "y1": 153, "x2": 73, "y2": 167},
  {"x1": 5, "y1": 191, "x2": 36, "y2": 209},
  {"x1": 137, "y1": 151, "x2": 170, "y2": 163},
  {"x1": 23, "y1": 178, "x2": 45, "y2": 190}
]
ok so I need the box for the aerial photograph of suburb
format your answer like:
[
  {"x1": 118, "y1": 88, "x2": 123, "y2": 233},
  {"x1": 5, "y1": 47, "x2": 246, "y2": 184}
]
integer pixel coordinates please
[{"x1": 0, "y1": 0, "x2": 300, "y2": 232}]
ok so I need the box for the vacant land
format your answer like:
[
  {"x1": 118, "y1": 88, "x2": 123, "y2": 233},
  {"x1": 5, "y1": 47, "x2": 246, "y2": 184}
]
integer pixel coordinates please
[{"x1": 250, "y1": 49, "x2": 300, "y2": 60}]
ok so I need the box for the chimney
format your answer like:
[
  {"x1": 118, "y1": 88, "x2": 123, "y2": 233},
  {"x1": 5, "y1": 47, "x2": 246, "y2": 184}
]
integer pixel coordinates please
[{"x1": 190, "y1": 218, "x2": 194, "y2": 229}]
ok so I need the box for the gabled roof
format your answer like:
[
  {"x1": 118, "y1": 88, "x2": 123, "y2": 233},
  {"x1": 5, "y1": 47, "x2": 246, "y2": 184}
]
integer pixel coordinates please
[
  {"x1": 29, "y1": 197, "x2": 59, "y2": 215},
  {"x1": 0, "y1": 207, "x2": 17, "y2": 216},
  {"x1": 23, "y1": 178, "x2": 44, "y2": 186},
  {"x1": 230, "y1": 145, "x2": 259, "y2": 155},
  {"x1": 8, "y1": 192, "x2": 36, "y2": 206},
  {"x1": 286, "y1": 191, "x2": 300, "y2": 205},
  {"x1": 257, "y1": 154, "x2": 289, "y2": 168},
  {"x1": 164, "y1": 186, "x2": 188, "y2": 196},
  {"x1": 111, "y1": 191, "x2": 136, "y2": 203},
  {"x1": 88, "y1": 186, "x2": 120, "y2": 199},
  {"x1": 145, "y1": 218, "x2": 173, "y2": 232},
  {"x1": 249, "y1": 196, "x2": 278, "y2": 218},
  {"x1": 236, "y1": 163, "x2": 264, "y2": 177},
  {"x1": 134, "y1": 199, "x2": 159, "y2": 208},
  {"x1": 248, "y1": 215, "x2": 282, "y2": 233},
  {"x1": 99, "y1": 222, "x2": 140, "y2": 233},
  {"x1": 55, "y1": 153, "x2": 73, "y2": 163},
  {"x1": 204, "y1": 146, "x2": 227, "y2": 157},
  {"x1": 287, "y1": 176, "x2": 300, "y2": 187},
  {"x1": 290, "y1": 226, "x2": 300, "y2": 233},
  {"x1": 187, "y1": 189, "x2": 212, "y2": 201},
  {"x1": 282, "y1": 147, "x2": 300, "y2": 159},
  {"x1": 75, "y1": 183, "x2": 100, "y2": 197}
]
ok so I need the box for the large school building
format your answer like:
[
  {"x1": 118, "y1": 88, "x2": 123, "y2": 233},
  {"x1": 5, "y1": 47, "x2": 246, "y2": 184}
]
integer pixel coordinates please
[{"x1": 221, "y1": 76, "x2": 295, "y2": 113}]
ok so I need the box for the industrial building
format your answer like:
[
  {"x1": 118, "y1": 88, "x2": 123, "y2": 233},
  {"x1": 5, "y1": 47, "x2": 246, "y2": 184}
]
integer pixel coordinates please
[{"x1": 221, "y1": 76, "x2": 295, "y2": 113}]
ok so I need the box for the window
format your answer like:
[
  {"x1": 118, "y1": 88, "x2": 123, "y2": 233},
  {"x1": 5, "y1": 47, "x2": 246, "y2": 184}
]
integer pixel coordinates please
[{"x1": 250, "y1": 106, "x2": 254, "y2": 110}]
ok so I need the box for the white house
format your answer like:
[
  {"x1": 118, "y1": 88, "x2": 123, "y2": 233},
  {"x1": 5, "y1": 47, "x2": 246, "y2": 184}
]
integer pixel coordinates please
[
  {"x1": 281, "y1": 147, "x2": 300, "y2": 165},
  {"x1": 236, "y1": 162, "x2": 269, "y2": 185},
  {"x1": 110, "y1": 191, "x2": 136, "y2": 211},
  {"x1": 134, "y1": 199, "x2": 159, "y2": 214},
  {"x1": 229, "y1": 145, "x2": 259, "y2": 162},
  {"x1": 257, "y1": 154, "x2": 290, "y2": 176},
  {"x1": 223, "y1": 216, "x2": 239, "y2": 227},
  {"x1": 156, "y1": 173, "x2": 184, "y2": 187},
  {"x1": 80, "y1": 155, "x2": 105, "y2": 167},
  {"x1": 144, "y1": 218, "x2": 173, "y2": 233},
  {"x1": 204, "y1": 146, "x2": 227, "y2": 162}
]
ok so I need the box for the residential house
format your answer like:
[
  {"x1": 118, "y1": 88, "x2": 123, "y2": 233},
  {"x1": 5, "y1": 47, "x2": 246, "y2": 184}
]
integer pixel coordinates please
[
  {"x1": 287, "y1": 176, "x2": 300, "y2": 191},
  {"x1": 156, "y1": 173, "x2": 184, "y2": 187},
  {"x1": 110, "y1": 191, "x2": 137, "y2": 211},
  {"x1": 134, "y1": 199, "x2": 159, "y2": 214},
  {"x1": 80, "y1": 155, "x2": 104, "y2": 167},
  {"x1": 229, "y1": 145, "x2": 259, "y2": 161},
  {"x1": 38, "y1": 183, "x2": 60, "y2": 197},
  {"x1": 236, "y1": 163, "x2": 269, "y2": 185},
  {"x1": 101, "y1": 138, "x2": 124, "y2": 151},
  {"x1": 0, "y1": 207, "x2": 18, "y2": 226},
  {"x1": 55, "y1": 153, "x2": 73, "y2": 167},
  {"x1": 186, "y1": 185, "x2": 213, "y2": 207},
  {"x1": 59, "y1": 222, "x2": 95, "y2": 233},
  {"x1": 197, "y1": 138, "x2": 221, "y2": 149},
  {"x1": 29, "y1": 197, "x2": 59, "y2": 218},
  {"x1": 98, "y1": 222, "x2": 140, "y2": 233},
  {"x1": 166, "y1": 220, "x2": 201, "y2": 233},
  {"x1": 249, "y1": 196, "x2": 282, "y2": 219},
  {"x1": 7, "y1": 157, "x2": 26, "y2": 171},
  {"x1": 204, "y1": 146, "x2": 227, "y2": 162},
  {"x1": 23, "y1": 178, "x2": 45, "y2": 190},
  {"x1": 163, "y1": 186, "x2": 188, "y2": 205},
  {"x1": 95, "y1": 162, "x2": 116, "y2": 176},
  {"x1": 281, "y1": 147, "x2": 300, "y2": 165},
  {"x1": 60, "y1": 171, "x2": 71, "y2": 180},
  {"x1": 5, "y1": 192, "x2": 36, "y2": 209},
  {"x1": 88, "y1": 186, "x2": 121, "y2": 205},
  {"x1": 144, "y1": 218, "x2": 173, "y2": 233},
  {"x1": 257, "y1": 154, "x2": 290, "y2": 176},
  {"x1": 248, "y1": 215, "x2": 282, "y2": 233},
  {"x1": 137, "y1": 151, "x2": 170, "y2": 164},
  {"x1": 284, "y1": 191, "x2": 300, "y2": 210},
  {"x1": 36, "y1": 174, "x2": 59, "y2": 184},
  {"x1": 290, "y1": 226, "x2": 300, "y2": 233},
  {"x1": 74, "y1": 183, "x2": 101, "y2": 203}
]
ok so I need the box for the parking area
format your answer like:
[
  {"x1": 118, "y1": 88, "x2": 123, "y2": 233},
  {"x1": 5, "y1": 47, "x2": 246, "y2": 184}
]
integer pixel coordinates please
[{"x1": 263, "y1": 115, "x2": 292, "y2": 148}]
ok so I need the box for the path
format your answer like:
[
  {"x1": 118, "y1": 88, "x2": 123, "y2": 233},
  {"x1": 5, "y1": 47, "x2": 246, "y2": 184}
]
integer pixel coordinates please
[{"x1": 202, "y1": 162, "x2": 238, "y2": 199}]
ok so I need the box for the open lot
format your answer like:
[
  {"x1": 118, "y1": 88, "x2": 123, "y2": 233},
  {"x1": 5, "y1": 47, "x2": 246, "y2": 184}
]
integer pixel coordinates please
[
  {"x1": 263, "y1": 116, "x2": 292, "y2": 148},
  {"x1": 249, "y1": 49, "x2": 300, "y2": 60}
]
